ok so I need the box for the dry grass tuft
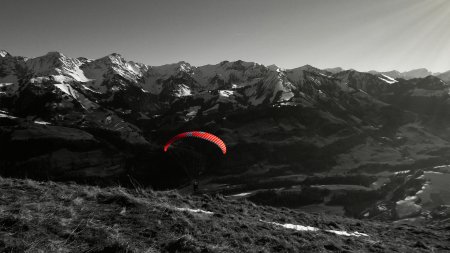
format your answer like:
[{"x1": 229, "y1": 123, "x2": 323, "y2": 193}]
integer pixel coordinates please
[{"x1": 0, "y1": 176, "x2": 448, "y2": 252}]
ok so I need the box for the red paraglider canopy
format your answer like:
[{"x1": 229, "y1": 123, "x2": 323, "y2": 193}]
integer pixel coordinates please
[{"x1": 164, "y1": 131, "x2": 226, "y2": 154}]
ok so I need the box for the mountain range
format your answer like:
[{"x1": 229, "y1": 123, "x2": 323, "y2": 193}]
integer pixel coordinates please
[{"x1": 1, "y1": 50, "x2": 450, "y2": 225}]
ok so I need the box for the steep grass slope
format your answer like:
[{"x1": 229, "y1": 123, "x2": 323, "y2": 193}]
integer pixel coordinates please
[{"x1": 0, "y1": 177, "x2": 448, "y2": 252}]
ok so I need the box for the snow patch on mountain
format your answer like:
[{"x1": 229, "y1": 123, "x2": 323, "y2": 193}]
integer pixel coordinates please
[
  {"x1": 378, "y1": 74, "x2": 398, "y2": 84},
  {"x1": 53, "y1": 83, "x2": 98, "y2": 110},
  {"x1": 319, "y1": 73, "x2": 332, "y2": 78},
  {"x1": 0, "y1": 50, "x2": 10, "y2": 58},
  {"x1": 219, "y1": 90, "x2": 233, "y2": 97},
  {"x1": 174, "y1": 84, "x2": 191, "y2": 97},
  {"x1": 371, "y1": 69, "x2": 432, "y2": 80},
  {"x1": 185, "y1": 106, "x2": 201, "y2": 121},
  {"x1": 0, "y1": 110, "x2": 16, "y2": 119},
  {"x1": 54, "y1": 83, "x2": 78, "y2": 98},
  {"x1": 81, "y1": 84, "x2": 102, "y2": 94}
]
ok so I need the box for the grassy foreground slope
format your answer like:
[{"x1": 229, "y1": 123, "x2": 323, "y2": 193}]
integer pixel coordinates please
[{"x1": 0, "y1": 177, "x2": 448, "y2": 253}]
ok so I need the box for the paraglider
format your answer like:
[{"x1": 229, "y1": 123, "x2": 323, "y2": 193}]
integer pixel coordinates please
[
  {"x1": 164, "y1": 131, "x2": 226, "y2": 154},
  {"x1": 163, "y1": 131, "x2": 226, "y2": 193}
]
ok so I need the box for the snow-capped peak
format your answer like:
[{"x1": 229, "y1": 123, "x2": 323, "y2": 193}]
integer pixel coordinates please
[
  {"x1": 80, "y1": 53, "x2": 151, "y2": 93},
  {"x1": 25, "y1": 51, "x2": 89, "y2": 83},
  {"x1": 101, "y1": 53, "x2": 127, "y2": 65},
  {"x1": 176, "y1": 61, "x2": 194, "y2": 73}
]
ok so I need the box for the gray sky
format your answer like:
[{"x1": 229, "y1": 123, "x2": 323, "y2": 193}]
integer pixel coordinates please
[{"x1": 1, "y1": 0, "x2": 449, "y2": 72}]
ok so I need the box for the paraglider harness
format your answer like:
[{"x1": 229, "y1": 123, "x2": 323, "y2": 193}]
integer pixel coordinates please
[
  {"x1": 167, "y1": 146, "x2": 205, "y2": 193},
  {"x1": 193, "y1": 180, "x2": 199, "y2": 193}
]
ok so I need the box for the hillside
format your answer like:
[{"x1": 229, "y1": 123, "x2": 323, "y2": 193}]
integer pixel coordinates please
[
  {"x1": 3, "y1": 51, "x2": 450, "y2": 224},
  {"x1": 0, "y1": 176, "x2": 449, "y2": 252}
]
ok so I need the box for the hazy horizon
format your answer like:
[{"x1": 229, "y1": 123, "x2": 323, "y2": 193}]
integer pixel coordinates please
[{"x1": 1, "y1": 0, "x2": 449, "y2": 73}]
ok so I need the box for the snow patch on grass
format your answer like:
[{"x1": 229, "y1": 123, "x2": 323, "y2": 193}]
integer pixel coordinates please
[
  {"x1": 175, "y1": 207, "x2": 214, "y2": 215},
  {"x1": 325, "y1": 230, "x2": 369, "y2": 237},
  {"x1": 261, "y1": 220, "x2": 319, "y2": 232},
  {"x1": 261, "y1": 220, "x2": 369, "y2": 237}
]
